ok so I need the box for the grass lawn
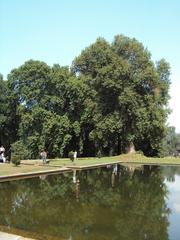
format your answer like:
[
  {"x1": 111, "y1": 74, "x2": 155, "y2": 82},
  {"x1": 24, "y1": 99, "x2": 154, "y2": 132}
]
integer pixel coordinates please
[
  {"x1": 1, "y1": 153, "x2": 180, "y2": 179},
  {"x1": 0, "y1": 163, "x2": 59, "y2": 177},
  {"x1": 49, "y1": 153, "x2": 180, "y2": 167}
]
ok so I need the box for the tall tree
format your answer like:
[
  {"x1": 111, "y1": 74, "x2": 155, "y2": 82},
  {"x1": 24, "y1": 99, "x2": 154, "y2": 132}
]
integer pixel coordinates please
[
  {"x1": 73, "y1": 35, "x2": 171, "y2": 156},
  {"x1": 7, "y1": 60, "x2": 94, "y2": 157},
  {"x1": 4, "y1": 35, "x2": 171, "y2": 158}
]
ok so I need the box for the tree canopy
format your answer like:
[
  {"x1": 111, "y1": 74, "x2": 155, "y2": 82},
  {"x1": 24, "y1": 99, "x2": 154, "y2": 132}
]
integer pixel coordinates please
[{"x1": 0, "y1": 35, "x2": 171, "y2": 158}]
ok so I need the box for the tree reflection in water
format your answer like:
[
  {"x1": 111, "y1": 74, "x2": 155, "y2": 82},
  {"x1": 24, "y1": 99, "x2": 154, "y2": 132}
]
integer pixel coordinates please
[{"x1": 0, "y1": 165, "x2": 170, "y2": 240}]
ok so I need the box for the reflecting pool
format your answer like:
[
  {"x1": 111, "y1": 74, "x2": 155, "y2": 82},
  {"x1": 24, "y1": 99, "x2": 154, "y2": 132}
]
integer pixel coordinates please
[{"x1": 0, "y1": 164, "x2": 180, "y2": 240}]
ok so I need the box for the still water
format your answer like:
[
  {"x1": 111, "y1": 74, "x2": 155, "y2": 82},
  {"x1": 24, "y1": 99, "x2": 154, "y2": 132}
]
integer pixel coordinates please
[{"x1": 0, "y1": 164, "x2": 180, "y2": 240}]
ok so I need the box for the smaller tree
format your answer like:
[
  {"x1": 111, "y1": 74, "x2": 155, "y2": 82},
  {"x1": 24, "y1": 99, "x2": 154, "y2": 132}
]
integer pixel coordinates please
[
  {"x1": 160, "y1": 127, "x2": 180, "y2": 156},
  {"x1": 11, "y1": 141, "x2": 29, "y2": 166}
]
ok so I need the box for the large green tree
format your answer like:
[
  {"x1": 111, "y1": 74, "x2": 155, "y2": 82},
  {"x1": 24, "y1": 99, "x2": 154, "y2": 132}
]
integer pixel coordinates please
[
  {"x1": 7, "y1": 60, "x2": 93, "y2": 157},
  {"x1": 4, "y1": 35, "x2": 171, "y2": 158},
  {"x1": 72, "y1": 35, "x2": 171, "y2": 156},
  {"x1": 0, "y1": 73, "x2": 18, "y2": 150}
]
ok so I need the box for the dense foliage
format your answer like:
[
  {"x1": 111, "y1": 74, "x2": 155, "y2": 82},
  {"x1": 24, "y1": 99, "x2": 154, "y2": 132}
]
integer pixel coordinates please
[
  {"x1": 160, "y1": 126, "x2": 180, "y2": 156},
  {"x1": 0, "y1": 35, "x2": 171, "y2": 158}
]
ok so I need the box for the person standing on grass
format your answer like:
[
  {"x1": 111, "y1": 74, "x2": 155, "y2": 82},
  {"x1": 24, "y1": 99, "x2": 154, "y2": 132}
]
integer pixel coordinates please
[
  {"x1": 40, "y1": 150, "x2": 47, "y2": 164},
  {"x1": 74, "y1": 151, "x2": 77, "y2": 161},
  {"x1": 0, "y1": 145, "x2": 6, "y2": 162},
  {"x1": 0, "y1": 145, "x2": 5, "y2": 155}
]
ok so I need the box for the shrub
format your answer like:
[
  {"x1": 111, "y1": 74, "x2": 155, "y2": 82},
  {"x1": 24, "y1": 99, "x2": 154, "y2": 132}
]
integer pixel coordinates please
[
  {"x1": 11, "y1": 155, "x2": 21, "y2": 166},
  {"x1": 11, "y1": 141, "x2": 30, "y2": 165},
  {"x1": 68, "y1": 151, "x2": 74, "y2": 161},
  {"x1": 136, "y1": 150, "x2": 144, "y2": 156},
  {"x1": 97, "y1": 150, "x2": 102, "y2": 158}
]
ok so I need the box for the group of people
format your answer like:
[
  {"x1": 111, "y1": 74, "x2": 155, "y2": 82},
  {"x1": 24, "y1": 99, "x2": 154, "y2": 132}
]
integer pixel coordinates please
[
  {"x1": 0, "y1": 146, "x2": 77, "y2": 164},
  {"x1": 0, "y1": 145, "x2": 6, "y2": 163},
  {"x1": 40, "y1": 150, "x2": 77, "y2": 164}
]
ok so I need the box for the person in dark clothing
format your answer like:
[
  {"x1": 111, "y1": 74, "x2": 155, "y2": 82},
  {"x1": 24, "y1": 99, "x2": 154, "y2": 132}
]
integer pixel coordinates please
[{"x1": 7, "y1": 146, "x2": 12, "y2": 162}]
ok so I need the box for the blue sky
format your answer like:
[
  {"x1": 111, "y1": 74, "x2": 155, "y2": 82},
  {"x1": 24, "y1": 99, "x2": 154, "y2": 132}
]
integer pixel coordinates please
[{"x1": 0, "y1": 0, "x2": 180, "y2": 131}]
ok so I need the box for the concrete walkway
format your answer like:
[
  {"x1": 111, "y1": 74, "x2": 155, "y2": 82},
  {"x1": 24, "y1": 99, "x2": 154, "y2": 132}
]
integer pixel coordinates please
[{"x1": 0, "y1": 231, "x2": 35, "y2": 240}]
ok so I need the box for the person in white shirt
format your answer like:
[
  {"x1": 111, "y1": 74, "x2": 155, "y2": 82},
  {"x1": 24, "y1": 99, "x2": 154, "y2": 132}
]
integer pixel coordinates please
[
  {"x1": 74, "y1": 151, "x2": 77, "y2": 161},
  {"x1": 0, "y1": 145, "x2": 6, "y2": 162}
]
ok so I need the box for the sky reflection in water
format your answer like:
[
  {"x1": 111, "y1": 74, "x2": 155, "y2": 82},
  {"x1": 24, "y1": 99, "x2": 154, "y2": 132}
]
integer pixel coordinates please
[{"x1": 165, "y1": 174, "x2": 180, "y2": 240}]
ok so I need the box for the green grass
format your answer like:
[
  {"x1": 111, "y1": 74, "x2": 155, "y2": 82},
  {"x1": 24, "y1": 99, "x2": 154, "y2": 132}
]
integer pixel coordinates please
[
  {"x1": 1, "y1": 153, "x2": 180, "y2": 179},
  {"x1": 0, "y1": 163, "x2": 58, "y2": 177},
  {"x1": 49, "y1": 153, "x2": 180, "y2": 167}
]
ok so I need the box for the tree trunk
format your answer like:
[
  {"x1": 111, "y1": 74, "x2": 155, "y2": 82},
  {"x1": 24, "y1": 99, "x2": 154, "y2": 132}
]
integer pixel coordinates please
[
  {"x1": 126, "y1": 142, "x2": 136, "y2": 154},
  {"x1": 117, "y1": 135, "x2": 121, "y2": 155}
]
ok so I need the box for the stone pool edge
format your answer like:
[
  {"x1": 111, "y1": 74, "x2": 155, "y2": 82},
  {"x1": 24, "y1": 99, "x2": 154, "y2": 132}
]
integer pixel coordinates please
[{"x1": 1, "y1": 160, "x2": 180, "y2": 182}]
